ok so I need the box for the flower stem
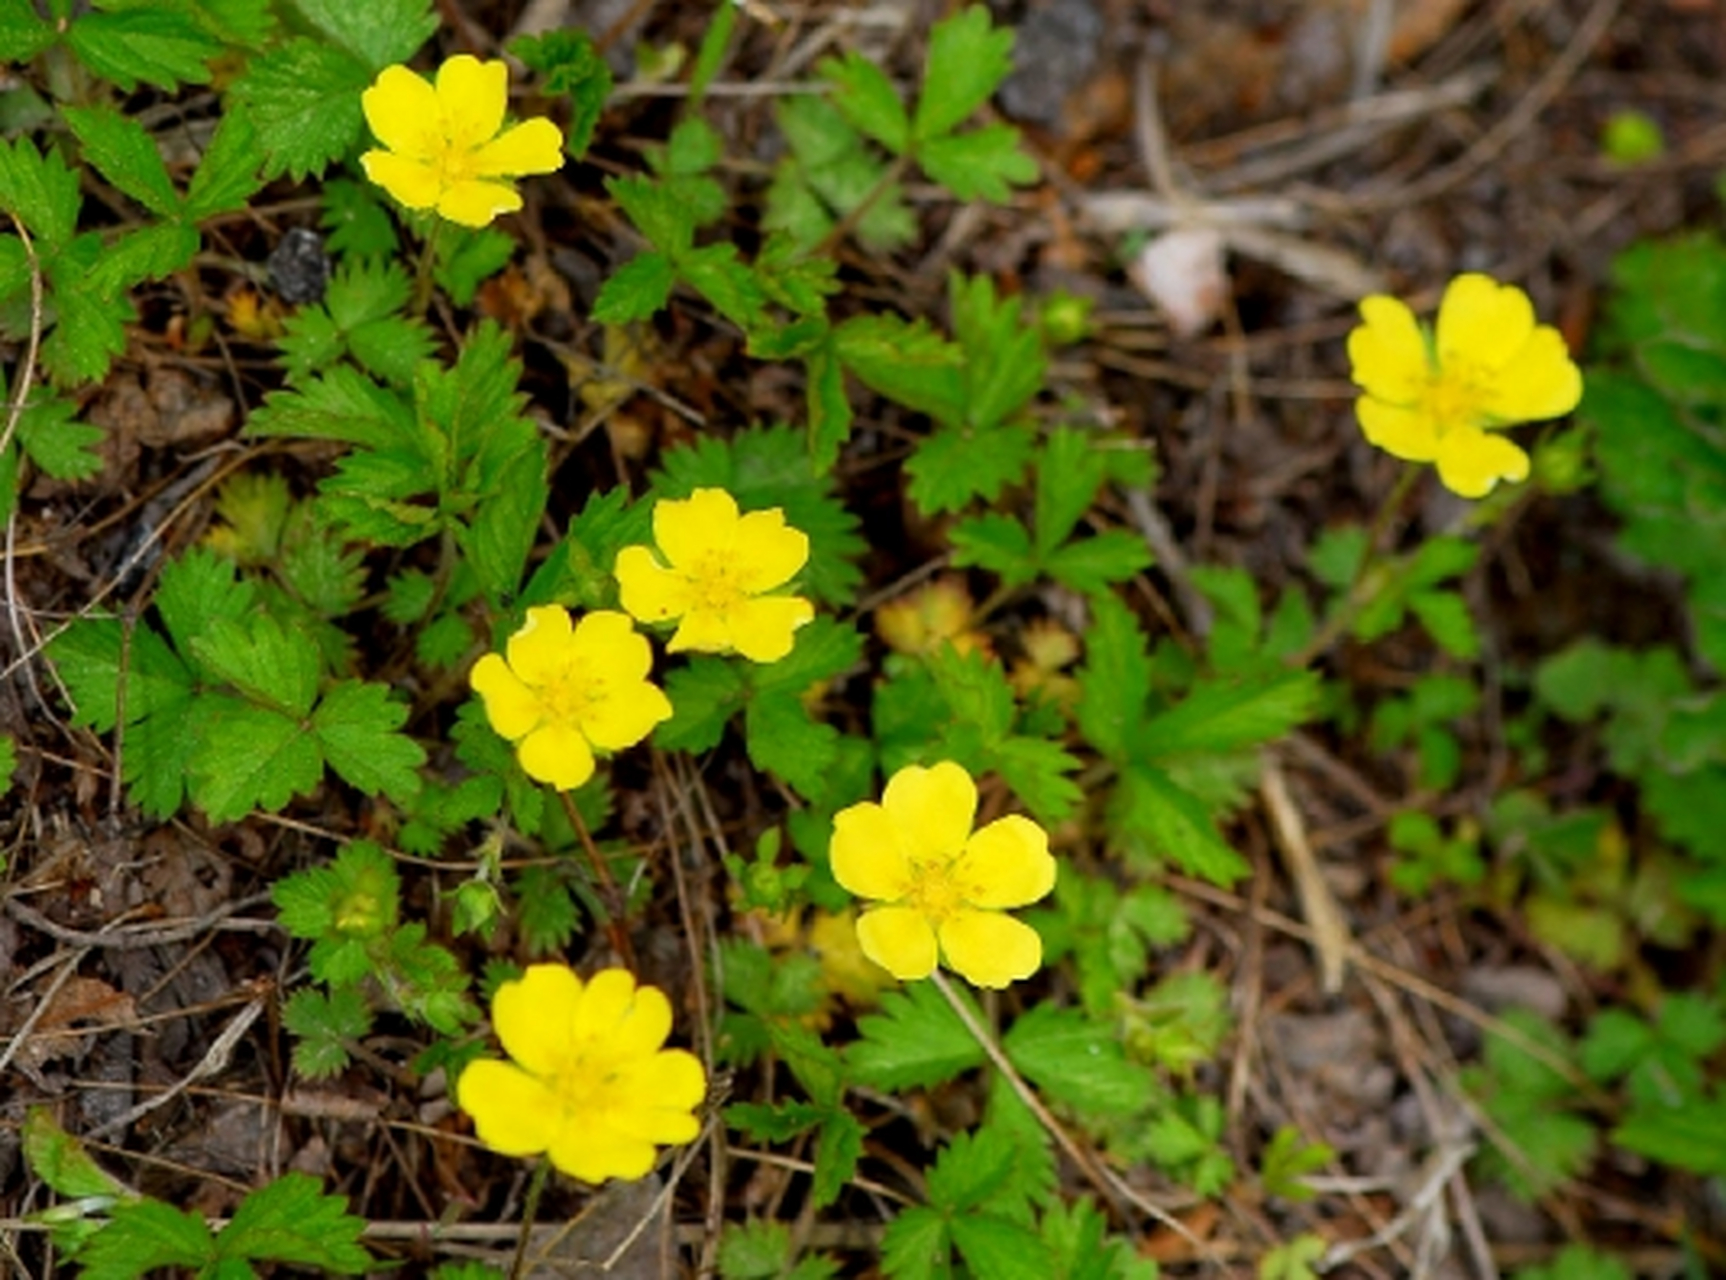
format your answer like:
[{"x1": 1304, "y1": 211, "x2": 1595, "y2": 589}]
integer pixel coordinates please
[
  {"x1": 507, "y1": 1157, "x2": 553, "y2": 1280},
  {"x1": 410, "y1": 218, "x2": 444, "y2": 318},
  {"x1": 558, "y1": 788, "x2": 638, "y2": 971}
]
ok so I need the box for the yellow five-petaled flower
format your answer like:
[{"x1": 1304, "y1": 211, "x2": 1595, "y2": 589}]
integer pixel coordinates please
[
  {"x1": 830, "y1": 761, "x2": 1056, "y2": 989},
  {"x1": 1347, "y1": 273, "x2": 1583, "y2": 498},
  {"x1": 469, "y1": 606, "x2": 671, "y2": 791},
  {"x1": 457, "y1": 965, "x2": 707, "y2": 1184},
  {"x1": 615, "y1": 488, "x2": 815, "y2": 664},
  {"x1": 360, "y1": 54, "x2": 564, "y2": 228}
]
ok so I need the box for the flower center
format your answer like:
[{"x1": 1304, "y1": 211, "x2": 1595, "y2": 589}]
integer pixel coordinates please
[
  {"x1": 683, "y1": 551, "x2": 751, "y2": 616},
  {"x1": 417, "y1": 117, "x2": 480, "y2": 187},
  {"x1": 533, "y1": 663, "x2": 605, "y2": 727},
  {"x1": 903, "y1": 858, "x2": 968, "y2": 924},
  {"x1": 1420, "y1": 356, "x2": 1493, "y2": 434},
  {"x1": 542, "y1": 1049, "x2": 626, "y2": 1121}
]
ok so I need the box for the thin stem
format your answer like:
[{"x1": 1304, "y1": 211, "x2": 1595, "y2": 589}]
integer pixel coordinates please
[
  {"x1": 927, "y1": 972, "x2": 1218, "y2": 1264},
  {"x1": 815, "y1": 153, "x2": 911, "y2": 258},
  {"x1": 558, "y1": 788, "x2": 638, "y2": 970},
  {"x1": 507, "y1": 1158, "x2": 553, "y2": 1280},
  {"x1": 410, "y1": 218, "x2": 445, "y2": 317}
]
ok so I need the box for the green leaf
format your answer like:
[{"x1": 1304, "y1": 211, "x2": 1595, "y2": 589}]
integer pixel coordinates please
[
  {"x1": 22, "y1": 1108, "x2": 126, "y2": 1201},
  {"x1": 0, "y1": 136, "x2": 80, "y2": 248},
  {"x1": 610, "y1": 174, "x2": 696, "y2": 254},
  {"x1": 313, "y1": 680, "x2": 424, "y2": 801},
  {"x1": 1108, "y1": 766, "x2": 1250, "y2": 884},
  {"x1": 1077, "y1": 593, "x2": 1151, "y2": 761},
  {"x1": 190, "y1": 697, "x2": 324, "y2": 823},
  {"x1": 41, "y1": 246, "x2": 134, "y2": 386},
  {"x1": 918, "y1": 124, "x2": 1037, "y2": 202},
  {"x1": 1259, "y1": 1235, "x2": 1327, "y2": 1280},
  {"x1": 189, "y1": 613, "x2": 321, "y2": 715},
  {"x1": 880, "y1": 1206, "x2": 951, "y2": 1280},
  {"x1": 660, "y1": 658, "x2": 747, "y2": 751},
  {"x1": 319, "y1": 178, "x2": 398, "y2": 260},
  {"x1": 1139, "y1": 671, "x2": 1319, "y2": 758},
  {"x1": 992, "y1": 735, "x2": 1082, "y2": 826},
  {"x1": 279, "y1": 259, "x2": 432, "y2": 387},
  {"x1": 950, "y1": 1216, "x2": 1053, "y2": 1280},
  {"x1": 0, "y1": 1, "x2": 54, "y2": 63},
  {"x1": 1611, "y1": 1097, "x2": 1726, "y2": 1175},
  {"x1": 680, "y1": 242, "x2": 767, "y2": 330},
  {"x1": 914, "y1": 5, "x2": 1016, "y2": 140},
  {"x1": 768, "y1": 97, "x2": 915, "y2": 253},
  {"x1": 68, "y1": 5, "x2": 219, "y2": 92},
  {"x1": 63, "y1": 105, "x2": 181, "y2": 217},
  {"x1": 951, "y1": 513, "x2": 1037, "y2": 587},
  {"x1": 88, "y1": 222, "x2": 200, "y2": 296},
  {"x1": 14, "y1": 390, "x2": 101, "y2": 481},
  {"x1": 433, "y1": 226, "x2": 515, "y2": 307},
  {"x1": 833, "y1": 313, "x2": 966, "y2": 424},
  {"x1": 951, "y1": 273, "x2": 1045, "y2": 432},
  {"x1": 292, "y1": 0, "x2": 435, "y2": 67},
  {"x1": 510, "y1": 28, "x2": 610, "y2": 159},
  {"x1": 249, "y1": 365, "x2": 415, "y2": 448},
  {"x1": 231, "y1": 38, "x2": 370, "y2": 180},
  {"x1": 1408, "y1": 588, "x2": 1480, "y2": 659},
  {"x1": 215, "y1": 1172, "x2": 373, "y2": 1272},
  {"x1": 927, "y1": 644, "x2": 1015, "y2": 745},
  {"x1": 812, "y1": 1109, "x2": 864, "y2": 1210},
  {"x1": 1035, "y1": 428, "x2": 1106, "y2": 556},
  {"x1": 745, "y1": 692, "x2": 838, "y2": 799},
  {"x1": 1004, "y1": 1005, "x2": 1155, "y2": 1120},
  {"x1": 282, "y1": 986, "x2": 372, "y2": 1078},
  {"x1": 592, "y1": 250, "x2": 676, "y2": 323},
  {"x1": 718, "y1": 1220, "x2": 795, "y2": 1280},
  {"x1": 185, "y1": 108, "x2": 266, "y2": 219},
  {"x1": 77, "y1": 1200, "x2": 214, "y2": 1280},
  {"x1": 849, "y1": 982, "x2": 985, "y2": 1090},
  {"x1": 805, "y1": 337, "x2": 852, "y2": 474},
  {"x1": 906, "y1": 422, "x2": 1036, "y2": 515},
  {"x1": 1043, "y1": 532, "x2": 1153, "y2": 596},
  {"x1": 821, "y1": 51, "x2": 910, "y2": 153}
]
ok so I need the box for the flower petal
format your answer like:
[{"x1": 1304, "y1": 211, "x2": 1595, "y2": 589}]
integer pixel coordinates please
[
  {"x1": 435, "y1": 54, "x2": 507, "y2": 150},
  {"x1": 359, "y1": 150, "x2": 440, "y2": 211},
  {"x1": 1433, "y1": 427, "x2": 1530, "y2": 499},
  {"x1": 1347, "y1": 295, "x2": 1429, "y2": 403},
  {"x1": 881, "y1": 761, "x2": 976, "y2": 864},
  {"x1": 570, "y1": 610, "x2": 654, "y2": 684},
  {"x1": 572, "y1": 968, "x2": 648, "y2": 1046},
  {"x1": 727, "y1": 595, "x2": 814, "y2": 664},
  {"x1": 856, "y1": 905, "x2": 939, "y2": 981},
  {"x1": 517, "y1": 721, "x2": 596, "y2": 790},
  {"x1": 937, "y1": 909, "x2": 1044, "y2": 989},
  {"x1": 666, "y1": 606, "x2": 735, "y2": 655},
  {"x1": 1485, "y1": 326, "x2": 1582, "y2": 423},
  {"x1": 507, "y1": 606, "x2": 575, "y2": 687},
  {"x1": 610, "y1": 1050, "x2": 707, "y2": 1142},
  {"x1": 470, "y1": 652, "x2": 543, "y2": 741},
  {"x1": 493, "y1": 964, "x2": 585, "y2": 1075},
  {"x1": 655, "y1": 488, "x2": 739, "y2": 569},
  {"x1": 547, "y1": 1117, "x2": 656, "y2": 1183},
  {"x1": 1357, "y1": 396, "x2": 1441, "y2": 463},
  {"x1": 616, "y1": 546, "x2": 695, "y2": 625},
  {"x1": 1436, "y1": 273, "x2": 1535, "y2": 372},
  {"x1": 456, "y1": 1058, "x2": 556, "y2": 1156},
  {"x1": 437, "y1": 178, "x2": 521, "y2": 228},
  {"x1": 361, "y1": 65, "x2": 439, "y2": 157},
  {"x1": 954, "y1": 815, "x2": 1056, "y2": 909},
  {"x1": 830, "y1": 801, "x2": 916, "y2": 901},
  {"x1": 732, "y1": 508, "x2": 809, "y2": 593},
  {"x1": 581, "y1": 681, "x2": 672, "y2": 752},
  {"x1": 472, "y1": 118, "x2": 565, "y2": 177}
]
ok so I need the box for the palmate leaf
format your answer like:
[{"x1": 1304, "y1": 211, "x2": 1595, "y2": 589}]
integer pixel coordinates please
[
  {"x1": 215, "y1": 1171, "x2": 373, "y2": 1272},
  {"x1": 190, "y1": 696, "x2": 324, "y2": 823},
  {"x1": 913, "y1": 5, "x2": 1016, "y2": 140},
  {"x1": 848, "y1": 982, "x2": 984, "y2": 1091},
  {"x1": 1003, "y1": 1004, "x2": 1155, "y2": 1121},
  {"x1": 67, "y1": 4, "x2": 220, "y2": 92},
  {"x1": 312, "y1": 680, "x2": 424, "y2": 801},
  {"x1": 905, "y1": 420, "x2": 1035, "y2": 515},
  {"x1": 917, "y1": 124, "x2": 1036, "y2": 202},
  {"x1": 62, "y1": 105, "x2": 181, "y2": 217},
  {"x1": 231, "y1": 39, "x2": 371, "y2": 180},
  {"x1": 292, "y1": 0, "x2": 436, "y2": 70},
  {"x1": 76, "y1": 1200, "x2": 215, "y2": 1280}
]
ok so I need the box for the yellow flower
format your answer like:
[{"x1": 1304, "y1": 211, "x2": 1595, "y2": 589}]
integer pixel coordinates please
[
  {"x1": 1347, "y1": 273, "x2": 1582, "y2": 498},
  {"x1": 830, "y1": 761, "x2": 1056, "y2": 989},
  {"x1": 469, "y1": 607, "x2": 671, "y2": 791},
  {"x1": 360, "y1": 55, "x2": 564, "y2": 228},
  {"x1": 615, "y1": 488, "x2": 815, "y2": 663},
  {"x1": 457, "y1": 965, "x2": 706, "y2": 1183}
]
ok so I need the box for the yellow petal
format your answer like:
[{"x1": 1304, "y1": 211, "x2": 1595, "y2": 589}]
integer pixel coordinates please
[
  {"x1": 830, "y1": 801, "x2": 915, "y2": 901},
  {"x1": 610, "y1": 1051, "x2": 707, "y2": 1142},
  {"x1": 456, "y1": 1058, "x2": 556, "y2": 1156},
  {"x1": 1484, "y1": 326, "x2": 1582, "y2": 422},
  {"x1": 472, "y1": 118, "x2": 565, "y2": 177},
  {"x1": 572, "y1": 968, "x2": 649, "y2": 1046},
  {"x1": 470, "y1": 652, "x2": 543, "y2": 741},
  {"x1": 1433, "y1": 427, "x2": 1529, "y2": 499},
  {"x1": 1357, "y1": 396, "x2": 1441, "y2": 463},
  {"x1": 507, "y1": 606, "x2": 574, "y2": 687},
  {"x1": 954, "y1": 815, "x2": 1055, "y2": 909},
  {"x1": 361, "y1": 65, "x2": 439, "y2": 157},
  {"x1": 727, "y1": 595, "x2": 815, "y2": 664},
  {"x1": 1347, "y1": 295, "x2": 1429, "y2": 403},
  {"x1": 582, "y1": 681, "x2": 672, "y2": 752},
  {"x1": 616, "y1": 546, "x2": 695, "y2": 624},
  {"x1": 493, "y1": 964, "x2": 584, "y2": 1074},
  {"x1": 570, "y1": 610, "x2": 653, "y2": 684},
  {"x1": 1436, "y1": 273, "x2": 1535, "y2": 372},
  {"x1": 517, "y1": 721, "x2": 596, "y2": 790},
  {"x1": 547, "y1": 1117, "x2": 656, "y2": 1183},
  {"x1": 359, "y1": 150, "x2": 440, "y2": 211},
  {"x1": 434, "y1": 54, "x2": 507, "y2": 149},
  {"x1": 881, "y1": 761, "x2": 976, "y2": 863},
  {"x1": 856, "y1": 905, "x2": 939, "y2": 981},
  {"x1": 938, "y1": 909, "x2": 1043, "y2": 988},
  {"x1": 667, "y1": 606, "x2": 735, "y2": 655},
  {"x1": 655, "y1": 488, "x2": 739, "y2": 568},
  {"x1": 437, "y1": 178, "x2": 521, "y2": 228},
  {"x1": 732, "y1": 508, "x2": 809, "y2": 593}
]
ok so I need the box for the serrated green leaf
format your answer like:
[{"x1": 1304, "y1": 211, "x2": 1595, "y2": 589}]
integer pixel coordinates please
[
  {"x1": 880, "y1": 1206, "x2": 950, "y2": 1280},
  {"x1": 745, "y1": 692, "x2": 838, "y2": 799},
  {"x1": 812, "y1": 1109, "x2": 864, "y2": 1210},
  {"x1": 991, "y1": 734, "x2": 1082, "y2": 826},
  {"x1": 914, "y1": 5, "x2": 1016, "y2": 140},
  {"x1": 249, "y1": 365, "x2": 415, "y2": 448},
  {"x1": 63, "y1": 105, "x2": 181, "y2": 216},
  {"x1": 189, "y1": 613, "x2": 321, "y2": 715},
  {"x1": 179, "y1": 106, "x2": 263, "y2": 218},
  {"x1": 849, "y1": 981, "x2": 985, "y2": 1090},
  {"x1": 769, "y1": 96, "x2": 915, "y2": 254},
  {"x1": 951, "y1": 513, "x2": 1037, "y2": 586},
  {"x1": 660, "y1": 658, "x2": 747, "y2": 752},
  {"x1": 68, "y1": 5, "x2": 219, "y2": 92},
  {"x1": 1035, "y1": 428, "x2": 1105, "y2": 556},
  {"x1": 294, "y1": 0, "x2": 435, "y2": 68},
  {"x1": 281, "y1": 986, "x2": 371, "y2": 1078},
  {"x1": 511, "y1": 28, "x2": 609, "y2": 158},
  {"x1": 22, "y1": 1108, "x2": 126, "y2": 1201},
  {"x1": 906, "y1": 421, "x2": 1036, "y2": 515},
  {"x1": 0, "y1": 0, "x2": 54, "y2": 62},
  {"x1": 77, "y1": 1200, "x2": 214, "y2": 1280},
  {"x1": 14, "y1": 390, "x2": 101, "y2": 480},
  {"x1": 190, "y1": 696, "x2": 324, "y2": 822},
  {"x1": 805, "y1": 338, "x2": 852, "y2": 474},
  {"x1": 231, "y1": 38, "x2": 370, "y2": 180},
  {"x1": 1076, "y1": 593, "x2": 1151, "y2": 761},
  {"x1": 1108, "y1": 765, "x2": 1250, "y2": 884},
  {"x1": 215, "y1": 1171, "x2": 373, "y2": 1272},
  {"x1": 0, "y1": 136, "x2": 80, "y2": 248},
  {"x1": 918, "y1": 124, "x2": 1036, "y2": 202},
  {"x1": 592, "y1": 250, "x2": 676, "y2": 323},
  {"x1": 434, "y1": 225, "x2": 515, "y2": 307},
  {"x1": 681, "y1": 241, "x2": 767, "y2": 331},
  {"x1": 754, "y1": 616, "x2": 862, "y2": 696},
  {"x1": 41, "y1": 240, "x2": 134, "y2": 387},
  {"x1": 1043, "y1": 532, "x2": 1152, "y2": 595},
  {"x1": 1139, "y1": 671, "x2": 1319, "y2": 758},
  {"x1": 833, "y1": 313, "x2": 966, "y2": 424},
  {"x1": 821, "y1": 50, "x2": 910, "y2": 153},
  {"x1": 1004, "y1": 1004, "x2": 1154, "y2": 1120},
  {"x1": 1409, "y1": 588, "x2": 1480, "y2": 659},
  {"x1": 950, "y1": 1215, "x2": 1053, "y2": 1280},
  {"x1": 1611, "y1": 1098, "x2": 1726, "y2": 1175},
  {"x1": 89, "y1": 222, "x2": 200, "y2": 296},
  {"x1": 313, "y1": 680, "x2": 424, "y2": 801},
  {"x1": 319, "y1": 177, "x2": 398, "y2": 260},
  {"x1": 610, "y1": 174, "x2": 695, "y2": 254}
]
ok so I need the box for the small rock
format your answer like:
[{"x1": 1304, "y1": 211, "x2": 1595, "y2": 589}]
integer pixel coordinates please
[
  {"x1": 999, "y1": 0, "x2": 1104, "y2": 129},
  {"x1": 267, "y1": 227, "x2": 329, "y2": 305}
]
